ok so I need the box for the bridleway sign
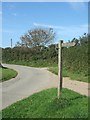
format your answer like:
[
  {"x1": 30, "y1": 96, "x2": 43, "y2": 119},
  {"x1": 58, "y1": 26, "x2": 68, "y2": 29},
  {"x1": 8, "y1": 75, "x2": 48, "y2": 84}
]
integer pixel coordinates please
[{"x1": 62, "y1": 42, "x2": 76, "y2": 47}]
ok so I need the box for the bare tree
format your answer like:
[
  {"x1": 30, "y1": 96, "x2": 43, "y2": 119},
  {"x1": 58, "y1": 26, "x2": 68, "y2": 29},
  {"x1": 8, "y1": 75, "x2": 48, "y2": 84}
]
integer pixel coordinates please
[{"x1": 16, "y1": 27, "x2": 55, "y2": 48}]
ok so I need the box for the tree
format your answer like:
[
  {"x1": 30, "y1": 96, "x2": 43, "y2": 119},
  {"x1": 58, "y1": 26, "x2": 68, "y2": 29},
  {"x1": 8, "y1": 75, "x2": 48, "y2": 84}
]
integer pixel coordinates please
[
  {"x1": 71, "y1": 38, "x2": 79, "y2": 46},
  {"x1": 79, "y1": 33, "x2": 88, "y2": 46},
  {"x1": 16, "y1": 27, "x2": 55, "y2": 48}
]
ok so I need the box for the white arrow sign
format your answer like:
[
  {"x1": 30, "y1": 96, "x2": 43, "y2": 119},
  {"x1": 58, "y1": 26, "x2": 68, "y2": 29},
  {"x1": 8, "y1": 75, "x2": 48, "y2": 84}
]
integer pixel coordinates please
[{"x1": 62, "y1": 42, "x2": 76, "y2": 47}]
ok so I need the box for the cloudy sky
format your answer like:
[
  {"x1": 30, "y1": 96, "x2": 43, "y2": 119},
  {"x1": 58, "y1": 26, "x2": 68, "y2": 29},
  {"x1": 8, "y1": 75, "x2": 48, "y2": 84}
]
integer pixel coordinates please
[{"x1": 1, "y1": 1, "x2": 88, "y2": 47}]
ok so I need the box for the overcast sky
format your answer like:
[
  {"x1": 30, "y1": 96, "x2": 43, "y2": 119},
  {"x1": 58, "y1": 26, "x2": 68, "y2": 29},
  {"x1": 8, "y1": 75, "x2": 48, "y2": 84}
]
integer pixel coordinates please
[{"x1": 1, "y1": 1, "x2": 88, "y2": 48}]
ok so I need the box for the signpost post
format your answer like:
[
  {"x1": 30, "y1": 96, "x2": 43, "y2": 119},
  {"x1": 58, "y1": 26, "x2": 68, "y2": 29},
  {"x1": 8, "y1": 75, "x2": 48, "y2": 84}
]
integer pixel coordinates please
[{"x1": 58, "y1": 40, "x2": 76, "y2": 99}]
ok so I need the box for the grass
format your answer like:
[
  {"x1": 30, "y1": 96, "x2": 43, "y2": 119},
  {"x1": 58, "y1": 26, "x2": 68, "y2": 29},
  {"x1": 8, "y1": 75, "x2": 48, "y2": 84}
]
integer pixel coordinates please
[
  {"x1": 5, "y1": 60, "x2": 57, "y2": 68},
  {"x1": 2, "y1": 88, "x2": 88, "y2": 118},
  {"x1": 48, "y1": 67, "x2": 88, "y2": 83},
  {"x1": 0, "y1": 68, "x2": 18, "y2": 82}
]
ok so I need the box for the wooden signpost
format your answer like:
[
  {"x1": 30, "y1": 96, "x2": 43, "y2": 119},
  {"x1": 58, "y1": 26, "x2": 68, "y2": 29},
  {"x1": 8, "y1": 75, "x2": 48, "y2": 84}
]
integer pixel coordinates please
[{"x1": 58, "y1": 40, "x2": 76, "y2": 99}]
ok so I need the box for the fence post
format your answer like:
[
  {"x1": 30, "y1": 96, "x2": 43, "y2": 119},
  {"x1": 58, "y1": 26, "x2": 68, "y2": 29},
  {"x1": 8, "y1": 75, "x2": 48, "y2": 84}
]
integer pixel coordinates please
[{"x1": 58, "y1": 40, "x2": 63, "y2": 99}]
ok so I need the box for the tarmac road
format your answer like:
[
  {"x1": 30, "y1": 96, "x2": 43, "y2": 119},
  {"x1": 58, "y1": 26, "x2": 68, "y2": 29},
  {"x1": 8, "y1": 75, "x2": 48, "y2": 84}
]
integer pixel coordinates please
[{"x1": 1, "y1": 64, "x2": 58, "y2": 110}]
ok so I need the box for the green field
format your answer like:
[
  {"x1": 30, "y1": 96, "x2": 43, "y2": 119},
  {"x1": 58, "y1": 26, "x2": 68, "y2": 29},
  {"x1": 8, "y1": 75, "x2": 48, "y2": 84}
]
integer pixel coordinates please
[
  {"x1": 0, "y1": 68, "x2": 18, "y2": 82},
  {"x1": 2, "y1": 88, "x2": 88, "y2": 118},
  {"x1": 48, "y1": 67, "x2": 88, "y2": 83}
]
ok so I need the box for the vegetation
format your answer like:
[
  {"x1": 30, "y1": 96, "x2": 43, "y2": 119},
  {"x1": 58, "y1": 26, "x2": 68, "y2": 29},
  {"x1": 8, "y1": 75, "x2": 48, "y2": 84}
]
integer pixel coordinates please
[
  {"x1": 2, "y1": 88, "x2": 88, "y2": 118},
  {"x1": 62, "y1": 45, "x2": 88, "y2": 77},
  {"x1": 0, "y1": 68, "x2": 18, "y2": 82},
  {"x1": 49, "y1": 67, "x2": 88, "y2": 83}
]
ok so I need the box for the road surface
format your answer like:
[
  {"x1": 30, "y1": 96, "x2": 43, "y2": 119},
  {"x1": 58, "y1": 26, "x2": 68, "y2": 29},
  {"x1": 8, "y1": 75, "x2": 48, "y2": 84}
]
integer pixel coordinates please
[{"x1": 0, "y1": 64, "x2": 89, "y2": 110}]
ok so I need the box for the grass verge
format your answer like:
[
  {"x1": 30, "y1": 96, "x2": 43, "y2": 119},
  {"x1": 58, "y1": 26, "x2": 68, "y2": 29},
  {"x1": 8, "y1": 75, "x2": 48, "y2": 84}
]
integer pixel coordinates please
[
  {"x1": 0, "y1": 68, "x2": 18, "y2": 82},
  {"x1": 2, "y1": 88, "x2": 88, "y2": 118},
  {"x1": 48, "y1": 67, "x2": 88, "y2": 83},
  {"x1": 4, "y1": 60, "x2": 57, "y2": 68}
]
